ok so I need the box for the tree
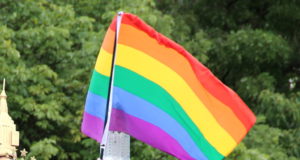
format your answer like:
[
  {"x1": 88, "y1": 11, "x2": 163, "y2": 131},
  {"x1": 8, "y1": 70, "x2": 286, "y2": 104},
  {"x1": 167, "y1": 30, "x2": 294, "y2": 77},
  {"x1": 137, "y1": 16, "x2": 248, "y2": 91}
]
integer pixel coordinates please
[{"x1": 0, "y1": 0, "x2": 299, "y2": 159}]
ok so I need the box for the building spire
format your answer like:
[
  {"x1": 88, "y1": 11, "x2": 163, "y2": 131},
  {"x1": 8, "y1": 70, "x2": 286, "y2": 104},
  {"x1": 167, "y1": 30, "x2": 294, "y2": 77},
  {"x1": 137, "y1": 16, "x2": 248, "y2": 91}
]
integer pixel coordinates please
[
  {"x1": 0, "y1": 78, "x2": 8, "y2": 113},
  {"x1": 0, "y1": 78, "x2": 19, "y2": 159},
  {"x1": 3, "y1": 78, "x2": 5, "y2": 91}
]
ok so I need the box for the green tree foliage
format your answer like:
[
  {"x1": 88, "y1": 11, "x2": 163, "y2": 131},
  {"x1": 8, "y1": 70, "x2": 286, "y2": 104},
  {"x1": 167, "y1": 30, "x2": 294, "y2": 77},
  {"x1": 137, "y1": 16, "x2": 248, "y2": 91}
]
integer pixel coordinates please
[{"x1": 0, "y1": 0, "x2": 299, "y2": 159}]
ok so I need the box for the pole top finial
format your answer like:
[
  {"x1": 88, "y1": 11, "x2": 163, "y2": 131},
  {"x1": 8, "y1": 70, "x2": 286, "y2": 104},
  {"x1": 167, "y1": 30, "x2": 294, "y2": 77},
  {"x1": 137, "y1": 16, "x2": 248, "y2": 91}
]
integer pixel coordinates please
[{"x1": 118, "y1": 11, "x2": 124, "y2": 16}]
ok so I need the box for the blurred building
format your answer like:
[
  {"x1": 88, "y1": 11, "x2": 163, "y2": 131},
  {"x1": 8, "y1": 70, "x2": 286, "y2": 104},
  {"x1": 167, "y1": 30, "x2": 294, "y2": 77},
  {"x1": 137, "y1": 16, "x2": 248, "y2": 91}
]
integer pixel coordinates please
[{"x1": 0, "y1": 80, "x2": 19, "y2": 160}]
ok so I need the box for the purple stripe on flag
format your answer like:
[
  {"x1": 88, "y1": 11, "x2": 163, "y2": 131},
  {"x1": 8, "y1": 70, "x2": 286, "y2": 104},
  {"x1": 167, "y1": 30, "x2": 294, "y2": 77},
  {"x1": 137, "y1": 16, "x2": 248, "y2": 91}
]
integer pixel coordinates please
[
  {"x1": 110, "y1": 108, "x2": 196, "y2": 160},
  {"x1": 81, "y1": 101, "x2": 196, "y2": 159},
  {"x1": 81, "y1": 112, "x2": 104, "y2": 142}
]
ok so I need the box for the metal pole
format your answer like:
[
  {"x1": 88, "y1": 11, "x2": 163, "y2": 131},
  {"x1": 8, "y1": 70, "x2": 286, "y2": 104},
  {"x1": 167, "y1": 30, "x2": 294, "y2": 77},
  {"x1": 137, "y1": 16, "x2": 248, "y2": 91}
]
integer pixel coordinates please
[
  {"x1": 100, "y1": 11, "x2": 124, "y2": 160},
  {"x1": 102, "y1": 131, "x2": 130, "y2": 160}
]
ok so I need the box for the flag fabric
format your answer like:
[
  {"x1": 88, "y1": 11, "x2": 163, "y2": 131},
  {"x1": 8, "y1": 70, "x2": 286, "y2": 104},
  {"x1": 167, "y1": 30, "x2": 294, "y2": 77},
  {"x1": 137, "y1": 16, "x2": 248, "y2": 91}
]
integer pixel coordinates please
[{"x1": 81, "y1": 13, "x2": 256, "y2": 160}]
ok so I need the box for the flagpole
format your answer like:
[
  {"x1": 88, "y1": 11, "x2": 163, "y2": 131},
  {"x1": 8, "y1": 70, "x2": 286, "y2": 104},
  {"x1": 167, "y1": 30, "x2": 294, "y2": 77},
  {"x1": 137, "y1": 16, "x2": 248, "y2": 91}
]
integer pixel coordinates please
[{"x1": 100, "y1": 11, "x2": 124, "y2": 160}]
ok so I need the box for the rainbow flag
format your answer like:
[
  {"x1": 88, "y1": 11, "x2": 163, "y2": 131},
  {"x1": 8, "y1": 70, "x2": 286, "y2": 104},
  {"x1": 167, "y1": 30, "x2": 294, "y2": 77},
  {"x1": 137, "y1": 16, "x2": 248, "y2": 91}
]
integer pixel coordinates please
[{"x1": 81, "y1": 13, "x2": 256, "y2": 160}]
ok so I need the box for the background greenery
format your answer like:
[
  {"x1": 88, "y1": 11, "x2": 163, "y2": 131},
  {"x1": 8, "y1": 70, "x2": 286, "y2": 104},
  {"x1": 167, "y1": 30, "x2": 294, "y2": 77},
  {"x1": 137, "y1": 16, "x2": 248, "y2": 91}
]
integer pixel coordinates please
[{"x1": 0, "y1": 0, "x2": 299, "y2": 159}]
